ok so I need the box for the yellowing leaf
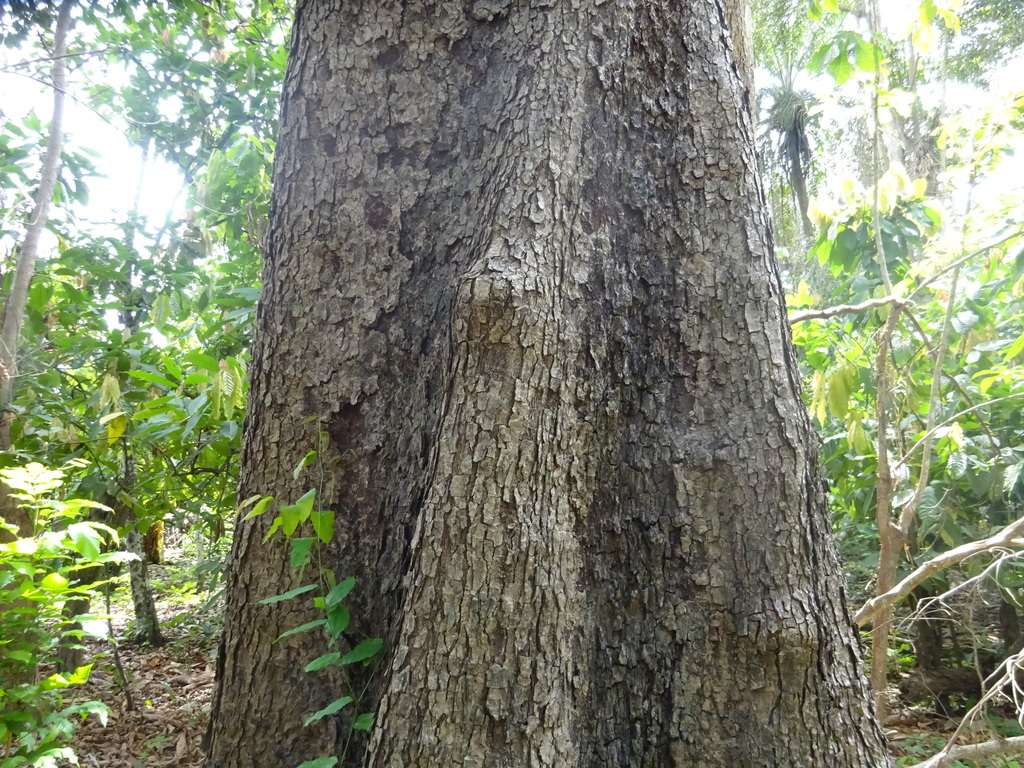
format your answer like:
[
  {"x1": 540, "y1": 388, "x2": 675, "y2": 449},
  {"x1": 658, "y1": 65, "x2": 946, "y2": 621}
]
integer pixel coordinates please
[
  {"x1": 846, "y1": 412, "x2": 871, "y2": 454},
  {"x1": 912, "y1": 22, "x2": 936, "y2": 55},
  {"x1": 106, "y1": 413, "x2": 127, "y2": 444},
  {"x1": 948, "y1": 422, "x2": 965, "y2": 450},
  {"x1": 811, "y1": 371, "x2": 828, "y2": 424},
  {"x1": 97, "y1": 374, "x2": 121, "y2": 413},
  {"x1": 827, "y1": 365, "x2": 856, "y2": 420}
]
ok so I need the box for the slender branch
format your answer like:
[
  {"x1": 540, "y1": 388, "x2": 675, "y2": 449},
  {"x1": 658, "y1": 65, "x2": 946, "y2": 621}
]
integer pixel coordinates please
[
  {"x1": 896, "y1": 393, "x2": 1024, "y2": 470},
  {"x1": 788, "y1": 296, "x2": 908, "y2": 324},
  {"x1": 915, "y1": 736, "x2": 1024, "y2": 768},
  {"x1": 899, "y1": 263, "x2": 959, "y2": 537},
  {"x1": 941, "y1": 370, "x2": 999, "y2": 449},
  {"x1": 909, "y1": 227, "x2": 1024, "y2": 301},
  {"x1": 854, "y1": 515, "x2": 1024, "y2": 627},
  {"x1": 0, "y1": 47, "x2": 115, "y2": 72}
]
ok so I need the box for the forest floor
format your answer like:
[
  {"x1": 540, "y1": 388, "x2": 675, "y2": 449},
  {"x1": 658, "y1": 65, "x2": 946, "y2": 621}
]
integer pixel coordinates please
[
  {"x1": 57, "y1": 557, "x2": 221, "y2": 768},
  {"x1": 54, "y1": 556, "x2": 1022, "y2": 768}
]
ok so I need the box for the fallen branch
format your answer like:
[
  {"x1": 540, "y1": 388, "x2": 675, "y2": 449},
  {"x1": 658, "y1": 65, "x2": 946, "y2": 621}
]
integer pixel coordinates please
[
  {"x1": 788, "y1": 296, "x2": 908, "y2": 325},
  {"x1": 854, "y1": 514, "x2": 1024, "y2": 627},
  {"x1": 913, "y1": 735, "x2": 1024, "y2": 768}
]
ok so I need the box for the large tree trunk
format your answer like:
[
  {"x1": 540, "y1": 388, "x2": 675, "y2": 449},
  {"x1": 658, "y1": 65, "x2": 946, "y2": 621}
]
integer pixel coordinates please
[{"x1": 205, "y1": 2, "x2": 891, "y2": 766}]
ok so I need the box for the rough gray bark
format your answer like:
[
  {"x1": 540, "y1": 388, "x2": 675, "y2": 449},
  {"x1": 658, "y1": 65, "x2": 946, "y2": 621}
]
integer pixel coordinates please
[
  {"x1": 205, "y1": 1, "x2": 891, "y2": 767},
  {"x1": 722, "y1": 0, "x2": 756, "y2": 118}
]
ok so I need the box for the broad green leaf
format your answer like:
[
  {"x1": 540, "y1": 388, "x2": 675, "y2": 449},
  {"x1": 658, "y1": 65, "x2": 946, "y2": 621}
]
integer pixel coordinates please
[
  {"x1": 827, "y1": 52, "x2": 854, "y2": 85},
  {"x1": 281, "y1": 488, "x2": 316, "y2": 537},
  {"x1": 264, "y1": 516, "x2": 283, "y2": 540},
  {"x1": 326, "y1": 605, "x2": 350, "y2": 638},
  {"x1": 40, "y1": 572, "x2": 69, "y2": 591},
  {"x1": 311, "y1": 509, "x2": 335, "y2": 544},
  {"x1": 1003, "y1": 331, "x2": 1024, "y2": 361},
  {"x1": 947, "y1": 451, "x2": 968, "y2": 478},
  {"x1": 324, "y1": 577, "x2": 355, "y2": 607},
  {"x1": 151, "y1": 293, "x2": 170, "y2": 327},
  {"x1": 184, "y1": 350, "x2": 220, "y2": 373},
  {"x1": 290, "y1": 537, "x2": 315, "y2": 568},
  {"x1": 303, "y1": 697, "x2": 353, "y2": 726},
  {"x1": 259, "y1": 584, "x2": 317, "y2": 604},
  {"x1": 352, "y1": 713, "x2": 375, "y2": 731},
  {"x1": 853, "y1": 39, "x2": 879, "y2": 72},
  {"x1": 304, "y1": 652, "x2": 340, "y2": 672},
  {"x1": 67, "y1": 663, "x2": 93, "y2": 684},
  {"x1": 296, "y1": 759, "x2": 339, "y2": 768},
  {"x1": 66, "y1": 522, "x2": 102, "y2": 561},
  {"x1": 340, "y1": 638, "x2": 383, "y2": 666}
]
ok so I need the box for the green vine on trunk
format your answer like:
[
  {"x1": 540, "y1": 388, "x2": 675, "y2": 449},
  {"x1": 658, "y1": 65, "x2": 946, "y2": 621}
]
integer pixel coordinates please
[{"x1": 239, "y1": 448, "x2": 383, "y2": 768}]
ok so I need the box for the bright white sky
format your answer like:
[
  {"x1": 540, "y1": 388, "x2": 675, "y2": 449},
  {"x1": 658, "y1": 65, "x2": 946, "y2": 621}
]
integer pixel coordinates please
[{"x1": 1, "y1": 52, "x2": 186, "y2": 238}]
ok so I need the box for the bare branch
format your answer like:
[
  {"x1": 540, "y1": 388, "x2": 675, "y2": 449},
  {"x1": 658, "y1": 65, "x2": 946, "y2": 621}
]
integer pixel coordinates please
[
  {"x1": 914, "y1": 735, "x2": 1024, "y2": 768},
  {"x1": 0, "y1": 47, "x2": 114, "y2": 72},
  {"x1": 855, "y1": 515, "x2": 1024, "y2": 627},
  {"x1": 788, "y1": 296, "x2": 907, "y2": 325}
]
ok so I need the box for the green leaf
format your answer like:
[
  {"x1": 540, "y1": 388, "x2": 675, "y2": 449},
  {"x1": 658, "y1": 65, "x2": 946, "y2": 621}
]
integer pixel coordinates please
[
  {"x1": 311, "y1": 509, "x2": 335, "y2": 544},
  {"x1": 1002, "y1": 330, "x2": 1024, "y2": 361},
  {"x1": 161, "y1": 354, "x2": 182, "y2": 382},
  {"x1": 281, "y1": 488, "x2": 316, "y2": 537},
  {"x1": 293, "y1": 450, "x2": 318, "y2": 480},
  {"x1": 67, "y1": 663, "x2": 93, "y2": 684},
  {"x1": 352, "y1": 713, "x2": 375, "y2": 731},
  {"x1": 1005, "y1": 462, "x2": 1022, "y2": 495},
  {"x1": 264, "y1": 516, "x2": 283, "y2": 541},
  {"x1": 259, "y1": 584, "x2": 317, "y2": 604},
  {"x1": 304, "y1": 652, "x2": 340, "y2": 672},
  {"x1": 303, "y1": 697, "x2": 353, "y2": 726},
  {"x1": 40, "y1": 572, "x2": 69, "y2": 591},
  {"x1": 240, "y1": 495, "x2": 274, "y2": 521},
  {"x1": 296, "y1": 759, "x2": 339, "y2": 768},
  {"x1": 326, "y1": 605, "x2": 350, "y2": 639},
  {"x1": 324, "y1": 577, "x2": 355, "y2": 607},
  {"x1": 184, "y1": 350, "x2": 220, "y2": 373},
  {"x1": 128, "y1": 370, "x2": 177, "y2": 388},
  {"x1": 275, "y1": 619, "x2": 327, "y2": 642},
  {"x1": 340, "y1": 638, "x2": 383, "y2": 666},
  {"x1": 66, "y1": 522, "x2": 102, "y2": 561},
  {"x1": 290, "y1": 537, "x2": 316, "y2": 568},
  {"x1": 827, "y1": 52, "x2": 854, "y2": 85},
  {"x1": 947, "y1": 451, "x2": 968, "y2": 478}
]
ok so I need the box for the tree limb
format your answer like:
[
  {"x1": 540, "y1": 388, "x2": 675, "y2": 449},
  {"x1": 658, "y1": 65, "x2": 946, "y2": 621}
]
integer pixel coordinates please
[
  {"x1": 913, "y1": 735, "x2": 1024, "y2": 768},
  {"x1": 854, "y1": 514, "x2": 1024, "y2": 627},
  {"x1": 788, "y1": 296, "x2": 907, "y2": 324}
]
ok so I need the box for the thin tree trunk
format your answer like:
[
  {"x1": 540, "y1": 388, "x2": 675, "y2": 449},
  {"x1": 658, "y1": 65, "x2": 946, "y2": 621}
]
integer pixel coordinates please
[
  {"x1": 117, "y1": 143, "x2": 164, "y2": 647},
  {"x1": 0, "y1": 0, "x2": 75, "y2": 536},
  {"x1": 206, "y1": 2, "x2": 891, "y2": 766}
]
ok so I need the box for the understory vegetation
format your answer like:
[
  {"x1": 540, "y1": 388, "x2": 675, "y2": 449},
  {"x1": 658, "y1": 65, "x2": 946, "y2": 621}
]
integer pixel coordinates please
[{"x1": 1, "y1": 0, "x2": 1023, "y2": 766}]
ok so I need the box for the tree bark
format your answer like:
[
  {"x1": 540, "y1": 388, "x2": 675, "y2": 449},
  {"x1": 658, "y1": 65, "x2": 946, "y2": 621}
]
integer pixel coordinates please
[{"x1": 205, "y1": 2, "x2": 891, "y2": 766}]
